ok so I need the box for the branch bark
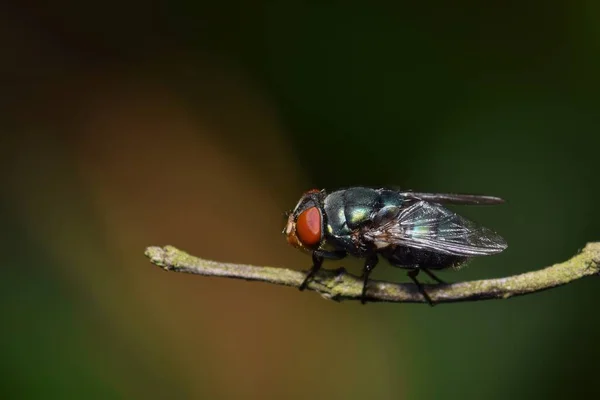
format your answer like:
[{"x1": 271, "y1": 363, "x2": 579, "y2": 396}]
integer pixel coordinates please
[{"x1": 145, "y1": 243, "x2": 600, "y2": 304}]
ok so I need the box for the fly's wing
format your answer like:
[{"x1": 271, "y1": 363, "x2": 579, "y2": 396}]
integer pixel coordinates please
[
  {"x1": 400, "y1": 191, "x2": 505, "y2": 205},
  {"x1": 365, "y1": 201, "x2": 507, "y2": 256}
]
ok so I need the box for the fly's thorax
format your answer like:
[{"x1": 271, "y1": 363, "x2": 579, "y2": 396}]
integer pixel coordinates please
[
  {"x1": 323, "y1": 187, "x2": 405, "y2": 234},
  {"x1": 324, "y1": 188, "x2": 375, "y2": 233},
  {"x1": 321, "y1": 187, "x2": 382, "y2": 255}
]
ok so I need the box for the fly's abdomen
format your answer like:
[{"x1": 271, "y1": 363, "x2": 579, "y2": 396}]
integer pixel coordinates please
[{"x1": 383, "y1": 246, "x2": 467, "y2": 270}]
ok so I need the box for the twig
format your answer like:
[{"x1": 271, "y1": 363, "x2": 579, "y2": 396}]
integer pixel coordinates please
[{"x1": 144, "y1": 243, "x2": 600, "y2": 304}]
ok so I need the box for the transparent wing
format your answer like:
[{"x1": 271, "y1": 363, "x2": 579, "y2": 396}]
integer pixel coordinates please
[
  {"x1": 365, "y1": 201, "x2": 507, "y2": 256},
  {"x1": 400, "y1": 191, "x2": 505, "y2": 205}
]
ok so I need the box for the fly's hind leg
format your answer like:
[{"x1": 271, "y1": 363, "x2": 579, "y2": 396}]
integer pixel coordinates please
[
  {"x1": 407, "y1": 269, "x2": 435, "y2": 307},
  {"x1": 422, "y1": 268, "x2": 446, "y2": 284}
]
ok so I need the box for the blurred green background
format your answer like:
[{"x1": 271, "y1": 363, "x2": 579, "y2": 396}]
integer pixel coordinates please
[{"x1": 1, "y1": 1, "x2": 599, "y2": 399}]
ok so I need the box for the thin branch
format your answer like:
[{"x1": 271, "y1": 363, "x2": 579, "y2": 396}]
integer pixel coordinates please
[{"x1": 144, "y1": 243, "x2": 600, "y2": 304}]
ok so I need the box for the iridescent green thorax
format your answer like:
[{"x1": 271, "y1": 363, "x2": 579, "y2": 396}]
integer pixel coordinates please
[{"x1": 322, "y1": 187, "x2": 406, "y2": 254}]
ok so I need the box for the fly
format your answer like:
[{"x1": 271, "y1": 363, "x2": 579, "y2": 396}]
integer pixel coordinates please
[{"x1": 283, "y1": 187, "x2": 507, "y2": 305}]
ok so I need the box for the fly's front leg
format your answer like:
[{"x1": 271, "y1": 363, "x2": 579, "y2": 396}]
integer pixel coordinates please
[
  {"x1": 299, "y1": 250, "x2": 346, "y2": 291},
  {"x1": 360, "y1": 255, "x2": 379, "y2": 304}
]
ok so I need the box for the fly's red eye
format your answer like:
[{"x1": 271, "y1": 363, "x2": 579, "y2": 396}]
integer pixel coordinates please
[{"x1": 296, "y1": 207, "x2": 322, "y2": 247}]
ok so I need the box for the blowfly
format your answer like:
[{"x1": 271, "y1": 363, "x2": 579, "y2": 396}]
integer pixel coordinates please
[{"x1": 283, "y1": 187, "x2": 507, "y2": 305}]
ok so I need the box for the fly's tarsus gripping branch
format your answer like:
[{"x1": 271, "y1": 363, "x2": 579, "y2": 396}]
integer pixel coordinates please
[{"x1": 145, "y1": 242, "x2": 600, "y2": 304}]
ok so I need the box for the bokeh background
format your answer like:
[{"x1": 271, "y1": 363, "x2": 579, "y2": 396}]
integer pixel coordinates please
[{"x1": 1, "y1": 1, "x2": 599, "y2": 399}]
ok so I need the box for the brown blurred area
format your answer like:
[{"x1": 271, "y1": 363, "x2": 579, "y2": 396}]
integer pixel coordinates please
[{"x1": 0, "y1": 3, "x2": 404, "y2": 399}]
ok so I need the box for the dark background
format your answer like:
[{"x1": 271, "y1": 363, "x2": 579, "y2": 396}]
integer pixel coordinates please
[{"x1": 1, "y1": 1, "x2": 599, "y2": 399}]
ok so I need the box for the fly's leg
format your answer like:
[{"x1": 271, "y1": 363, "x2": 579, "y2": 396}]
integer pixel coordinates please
[
  {"x1": 407, "y1": 269, "x2": 434, "y2": 306},
  {"x1": 299, "y1": 253, "x2": 323, "y2": 291},
  {"x1": 299, "y1": 250, "x2": 346, "y2": 291},
  {"x1": 360, "y1": 255, "x2": 379, "y2": 305},
  {"x1": 422, "y1": 268, "x2": 446, "y2": 284}
]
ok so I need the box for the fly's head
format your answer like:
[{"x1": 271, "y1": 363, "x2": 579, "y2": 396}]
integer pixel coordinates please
[{"x1": 283, "y1": 189, "x2": 325, "y2": 253}]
